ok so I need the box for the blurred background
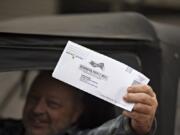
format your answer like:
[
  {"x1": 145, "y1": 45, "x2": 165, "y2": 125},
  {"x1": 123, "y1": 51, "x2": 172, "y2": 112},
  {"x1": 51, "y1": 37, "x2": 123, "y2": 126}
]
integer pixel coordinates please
[
  {"x1": 0, "y1": 0, "x2": 179, "y2": 135},
  {"x1": 0, "y1": 0, "x2": 180, "y2": 25}
]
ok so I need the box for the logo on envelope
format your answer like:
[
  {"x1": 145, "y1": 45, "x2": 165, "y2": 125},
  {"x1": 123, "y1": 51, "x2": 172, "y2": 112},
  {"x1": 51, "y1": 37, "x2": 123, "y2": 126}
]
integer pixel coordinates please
[{"x1": 89, "y1": 60, "x2": 105, "y2": 71}]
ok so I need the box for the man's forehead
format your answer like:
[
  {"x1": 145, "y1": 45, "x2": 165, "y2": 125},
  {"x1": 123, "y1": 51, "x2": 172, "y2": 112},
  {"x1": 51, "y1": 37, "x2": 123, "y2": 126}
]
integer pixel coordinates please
[
  {"x1": 30, "y1": 71, "x2": 83, "y2": 98},
  {"x1": 33, "y1": 71, "x2": 70, "y2": 88}
]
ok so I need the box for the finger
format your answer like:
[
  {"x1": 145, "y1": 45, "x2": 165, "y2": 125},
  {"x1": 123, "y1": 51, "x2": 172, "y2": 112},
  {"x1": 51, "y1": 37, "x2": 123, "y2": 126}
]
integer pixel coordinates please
[
  {"x1": 122, "y1": 110, "x2": 150, "y2": 122},
  {"x1": 127, "y1": 85, "x2": 155, "y2": 97},
  {"x1": 132, "y1": 103, "x2": 153, "y2": 114},
  {"x1": 124, "y1": 93, "x2": 155, "y2": 105}
]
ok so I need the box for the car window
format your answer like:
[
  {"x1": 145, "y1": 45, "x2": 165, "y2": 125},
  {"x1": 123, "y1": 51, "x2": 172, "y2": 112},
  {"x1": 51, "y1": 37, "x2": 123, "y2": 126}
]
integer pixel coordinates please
[{"x1": 0, "y1": 71, "x2": 38, "y2": 118}]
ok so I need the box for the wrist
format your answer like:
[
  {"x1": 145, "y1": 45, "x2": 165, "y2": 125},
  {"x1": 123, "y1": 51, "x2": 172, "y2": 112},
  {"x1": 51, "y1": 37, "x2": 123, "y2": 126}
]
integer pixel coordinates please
[{"x1": 122, "y1": 116, "x2": 157, "y2": 135}]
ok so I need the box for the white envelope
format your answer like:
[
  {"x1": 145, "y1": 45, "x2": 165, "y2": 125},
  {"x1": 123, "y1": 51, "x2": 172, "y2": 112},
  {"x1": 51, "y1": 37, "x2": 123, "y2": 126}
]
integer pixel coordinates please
[{"x1": 52, "y1": 41, "x2": 149, "y2": 111}]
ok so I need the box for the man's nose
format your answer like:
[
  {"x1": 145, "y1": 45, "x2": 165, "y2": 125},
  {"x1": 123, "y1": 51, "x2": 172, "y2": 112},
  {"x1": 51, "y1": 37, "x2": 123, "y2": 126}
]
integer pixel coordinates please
[{"x1": 32, "y1": 99, "x2": 46, "y2": 114}]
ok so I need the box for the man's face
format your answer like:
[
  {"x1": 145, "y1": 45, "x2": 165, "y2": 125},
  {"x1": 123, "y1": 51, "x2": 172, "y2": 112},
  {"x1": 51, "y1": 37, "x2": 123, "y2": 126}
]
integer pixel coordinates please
[{"x1": 23, "y1": 75, "x2": 82, "y2": 135}]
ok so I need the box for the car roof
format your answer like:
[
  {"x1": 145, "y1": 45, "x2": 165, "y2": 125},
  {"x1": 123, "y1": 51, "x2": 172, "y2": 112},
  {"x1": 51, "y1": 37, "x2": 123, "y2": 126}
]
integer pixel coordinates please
[
  {"x1": 1, "y1": 12, "x2": 179, "y2": 72},
  {"x1": 0, "y1": 12, "x2": 157, "y2": 41}
]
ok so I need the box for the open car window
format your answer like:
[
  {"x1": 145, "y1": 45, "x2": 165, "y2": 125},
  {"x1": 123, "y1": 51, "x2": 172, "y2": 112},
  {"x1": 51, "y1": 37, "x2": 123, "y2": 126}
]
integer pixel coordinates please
[{"x1": 0, "y1": 71, "x2": 38, "y2": 118}]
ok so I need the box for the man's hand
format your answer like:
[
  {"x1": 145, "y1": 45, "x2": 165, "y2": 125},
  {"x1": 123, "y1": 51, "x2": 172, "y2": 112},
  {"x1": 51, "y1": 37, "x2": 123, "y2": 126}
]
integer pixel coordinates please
[{"x1": 123, "y1": 85, "x2": 158, "y2": 135}]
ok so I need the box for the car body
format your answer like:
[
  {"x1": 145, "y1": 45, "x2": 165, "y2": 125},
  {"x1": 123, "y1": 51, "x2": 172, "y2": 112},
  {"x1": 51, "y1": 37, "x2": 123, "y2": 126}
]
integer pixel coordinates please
[{"x1": 0, "y1": 12, "x2": 179, "y2": 135}]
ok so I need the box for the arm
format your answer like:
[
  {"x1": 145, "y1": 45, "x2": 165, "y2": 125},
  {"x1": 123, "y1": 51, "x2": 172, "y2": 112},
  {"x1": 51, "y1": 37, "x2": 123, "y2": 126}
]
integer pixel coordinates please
[
  {"x1": 123, "y1": 84, "x2": 158, "y2": 135},
  {"x1": 76, "y1": 115, "x2": 136, "y2": 135},
  {"x1": 76, "y1": 115, "x2": 156, "y2": 135},
  {"x1": 76, "y1": 84, "x2": 157, "y2": 135}
]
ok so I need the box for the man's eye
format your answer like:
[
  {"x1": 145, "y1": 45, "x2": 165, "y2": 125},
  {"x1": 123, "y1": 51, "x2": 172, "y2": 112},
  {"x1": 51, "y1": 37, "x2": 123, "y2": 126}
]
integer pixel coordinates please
[{"x1": 47, "y1": 100, "x2": 62, "y2": 109}]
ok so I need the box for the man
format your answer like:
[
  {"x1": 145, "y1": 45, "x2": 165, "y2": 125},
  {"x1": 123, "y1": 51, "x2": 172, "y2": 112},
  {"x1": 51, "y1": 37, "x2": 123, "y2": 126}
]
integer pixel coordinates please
[{"x1": 0, "y1": 71, "x2": 158, "y2": 135}]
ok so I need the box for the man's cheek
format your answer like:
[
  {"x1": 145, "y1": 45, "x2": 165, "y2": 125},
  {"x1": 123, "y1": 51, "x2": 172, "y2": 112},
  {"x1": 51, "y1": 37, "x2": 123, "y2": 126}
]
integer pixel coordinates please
[{"x1": 52, "y1": 119, "x2": 68, "y2": 132}]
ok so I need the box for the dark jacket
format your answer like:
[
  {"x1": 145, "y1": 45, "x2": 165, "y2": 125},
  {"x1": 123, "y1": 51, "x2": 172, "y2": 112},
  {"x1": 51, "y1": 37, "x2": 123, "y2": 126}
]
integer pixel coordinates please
[{"x1": 0, "y1": 116, "x2": 156, "y2": 135}]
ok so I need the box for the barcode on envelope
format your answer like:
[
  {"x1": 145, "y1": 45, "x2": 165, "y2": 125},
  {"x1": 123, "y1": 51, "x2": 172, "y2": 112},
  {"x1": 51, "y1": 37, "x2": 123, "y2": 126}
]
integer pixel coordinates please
[
  {"x1": 125, "y1": 66, "x2": 133, "y2": 74},
  {"x1": 131, "y1": 80, "x2": 141, "y2": 85}
]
